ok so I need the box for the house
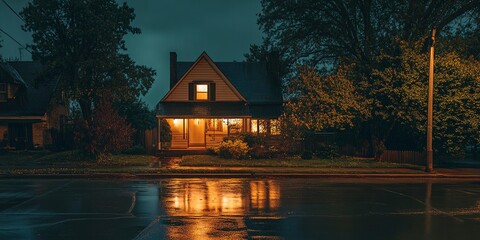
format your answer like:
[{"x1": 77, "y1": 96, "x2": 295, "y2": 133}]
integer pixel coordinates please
[
  {"x1": 0, "y1": 61, "x2": 67, "y2": 150},
  {"x1": 155, "y1": 52, "x2": 283, "y2": 150}
]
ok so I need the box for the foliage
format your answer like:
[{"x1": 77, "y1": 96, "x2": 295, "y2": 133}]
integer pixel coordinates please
[
  {"x1": 371, "y1": 41, "x2": 480, "y2": 155},
  {"x1": 285, "y1": 65, "x2": 370, "y2": 132},
  {"x1": 255, "y1": 0, "x2": 480, "y2": 68},
  {"x1": 115, "y1": 100, "x2": 156, "y2": 130},
  {"x1": 253, "y1": 0, "x2": 480, "y2": 158},
  {"x1": 75, "y1": 96, "x2": 134, "y2": 159},
  {"x1": 160, "y1": 119, "x2": 172, "y2": 143},
  {"x1": 224, "y1": 133, "x2": 266, "y2": 148},
  {"x1": 21, "y1": 0, "x2": 155, "y2": 123},
  {"x1": 122, "y1": 145, "x2": 146, "y2": 155},
  {"x1": 214, "y1": 139, "x2": 250, "y2": 159},
  {"x1": 223, "y1": 133, "x2": 282, "y2": 158}
]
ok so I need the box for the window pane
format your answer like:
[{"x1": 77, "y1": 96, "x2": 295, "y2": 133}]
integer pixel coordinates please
[
  {"x1": 196, "y1": 84, "x2": 208, "y2": 92},
  {"x1": 196, "y1": 92, "x2": 208, "y2": 100},
  {"x1": 251, "y1": 120, "x2": 258, "y2": 133},
  {"x1": 228, "y1": 118, "x2": 243, "y2": 134}
]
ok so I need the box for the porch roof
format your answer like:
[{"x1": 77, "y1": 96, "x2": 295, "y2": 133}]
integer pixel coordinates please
[{"x1": 156, "y1": 102, "x2": 282, "y2": 118}]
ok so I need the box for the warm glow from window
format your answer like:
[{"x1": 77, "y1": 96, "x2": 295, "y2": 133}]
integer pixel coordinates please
[
  {"x1": 251, "y1": 120, "x2": 258, "y2": 133},
  {"x1": 259, "y1": 120, "x2": 268, "y2": 134},
  {"x1": 196, "y1": 84, "x2": 208, "y2": 100},
  {"x1": 271, "y1": 119, "x2": 280, "y2": 135}
]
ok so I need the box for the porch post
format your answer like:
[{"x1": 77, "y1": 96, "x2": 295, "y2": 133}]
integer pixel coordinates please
[{"x1": 157, "y1": 117, "x2": 161, "y2": 150}]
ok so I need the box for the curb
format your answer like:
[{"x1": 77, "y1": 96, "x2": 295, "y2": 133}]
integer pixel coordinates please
[{"x1": 1, "y1": 173, "x2": 480, "y2": 180}]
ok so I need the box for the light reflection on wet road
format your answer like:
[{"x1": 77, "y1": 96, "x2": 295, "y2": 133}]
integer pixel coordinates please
[{"x1": 1, "y1": 179, "x2": 480, "y2": 239}]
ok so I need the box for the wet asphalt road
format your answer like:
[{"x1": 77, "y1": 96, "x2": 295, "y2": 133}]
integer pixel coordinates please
[{"x1": 1, "y1": 178, "x2": 480, "y2": 240}]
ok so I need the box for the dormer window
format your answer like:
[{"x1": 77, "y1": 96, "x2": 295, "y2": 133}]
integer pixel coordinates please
[
  {"x1": 0, "y1": 83, "x2": 7, "y2": 102},
  {"x1": 196, "y1": 84, "x2": 208, "y2": 100}
]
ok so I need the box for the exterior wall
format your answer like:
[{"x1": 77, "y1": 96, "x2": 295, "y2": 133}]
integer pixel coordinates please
[
  {"x1": 32, "y1": 122, "x2": 45, "y2": 147},
  {"x1": 164, "y1": 58, "x2": 241, "y2": 102}
]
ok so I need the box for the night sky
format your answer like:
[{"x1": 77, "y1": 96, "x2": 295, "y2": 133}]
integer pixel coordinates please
[{"x1": 0, "y1": 0, "x2": 263, "y2": 107}]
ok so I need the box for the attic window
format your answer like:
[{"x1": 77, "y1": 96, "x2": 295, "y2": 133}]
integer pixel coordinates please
[
  {"x1": 0, "y1": 83, "x2": 7, "y2": 102},
  {"x1": 196, "y1": 84, "x2": 208, "y2": 100}
]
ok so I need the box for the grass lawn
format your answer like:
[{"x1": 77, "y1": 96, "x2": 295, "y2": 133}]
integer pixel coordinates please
[
  {"x1": 180, "y1": 155, "x2": 421, "y2": 169},
  {"x1": 0, "y1": 150, "x2": 154, "y2": 168},
  {"x1": 0, "y1": 151, "x2": 424, "y2": 175}
]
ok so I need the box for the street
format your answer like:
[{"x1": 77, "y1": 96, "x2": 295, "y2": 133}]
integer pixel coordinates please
[{"x1": 1, "y1": 178, "x2": 480, "y2": 239}]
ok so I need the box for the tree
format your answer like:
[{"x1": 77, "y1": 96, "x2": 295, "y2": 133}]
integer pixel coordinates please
[
  {"x1": 284, "y1": 65, "x2": 369, "y2": 132},
  {"x1": 255, "y1": 0, "x2": 480, "y2": 68},
  {"x1": 115, "y1": 100, "x2": 156, "y2": 131},
  {"x1": 372, "y1": 41, "x2": 480, "y2": 156},
  {"x1": 253, "y1": 0, "x2": 480, "y2": 158},
  {"x1": 77, "y1": 95, "x2": 134, "y2": 159},
  {"x1": 20, "y1": 0, "x2": 155, "y2": 124}
]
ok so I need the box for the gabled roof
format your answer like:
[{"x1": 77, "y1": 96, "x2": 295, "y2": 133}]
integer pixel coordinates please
[
  {"x1": 162, "y1": 52, "x2": 246, "y2": 102},
  {"x1": 175, "y1": 61, "x2": 282, "y2": 104},
  {"x1": 0, "y1": 61, "x2": 57, "y2": 118},
  {"x1": 0, "y1": 62, "x2": 29, "y2": 87}
]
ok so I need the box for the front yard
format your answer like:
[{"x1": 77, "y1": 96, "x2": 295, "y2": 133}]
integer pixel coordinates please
[
  {"x1": 180, "y1": 155, "x2": 419, "y2": 168},
  {"x1": 0, "y1": 150, "x2": 423, "y2": 175}
]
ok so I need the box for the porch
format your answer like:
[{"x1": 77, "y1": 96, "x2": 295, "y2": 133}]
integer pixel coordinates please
[{"x1": 157, "y1": 118, "x2": 280, "y2": 150}]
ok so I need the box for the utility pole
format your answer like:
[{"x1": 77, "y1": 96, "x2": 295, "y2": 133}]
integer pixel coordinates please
[{"x1": 426, "y1": 28, "x2": 436, "y2": 173}]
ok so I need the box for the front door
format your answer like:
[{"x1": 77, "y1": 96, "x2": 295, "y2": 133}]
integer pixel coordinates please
[{"x1": 188, "y1": 119, "x2": 205, "y2": 147}]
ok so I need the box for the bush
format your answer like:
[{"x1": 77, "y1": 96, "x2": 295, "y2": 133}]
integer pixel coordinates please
[
  {"x1": 214, "y1": 139, "x2": 250, "y2": 159},
  {"x1": 74, "y1": 96, "x2": 134, "y2": 160},
  {"x1": 314, "y1": 144, "x2": 339, "y2": 159},
  {"x1": 122, "y1": 145, "x2": 146, "y2": 155}
]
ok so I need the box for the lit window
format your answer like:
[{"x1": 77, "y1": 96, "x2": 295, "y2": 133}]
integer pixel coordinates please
[
  {"x1": 196, "y1": 84, "x2": 208, "y2": 100},
  {"x1": 259, "y1": 120, "x2": 268, "y2": 134},
  {"x1": 0, "y1": 83, "x2": 7, "y2": 102},
  {"x1": 207, "y1": 119, "x2": 223, "y2": 131},
  {"x1": 270, "y1": 119, "x2": 280, "y2": 135},
  {"x1": 251, "y1": 120, "x2": 258, "y2": 133}
]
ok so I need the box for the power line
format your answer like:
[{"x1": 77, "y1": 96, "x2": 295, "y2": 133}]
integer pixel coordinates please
[
  {"x1": 1, "y1": 0, "x2": 25, "y2": 23},
  {"x1": 0, "y1": 27, "x2": 32, "y2": 54}
]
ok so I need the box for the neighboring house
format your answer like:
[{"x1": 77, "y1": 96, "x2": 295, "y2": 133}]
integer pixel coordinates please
[
  {"x1": 0, "y1": 61, "x2": 67, "y2": 150},
  {"x1": 155, "y1": 52, "x2": 283, "y2": 150}
]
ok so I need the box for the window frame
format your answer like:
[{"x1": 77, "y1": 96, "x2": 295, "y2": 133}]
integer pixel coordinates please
[{"x1": 195, "y1": 83, "x2": 209, "y2": 101}]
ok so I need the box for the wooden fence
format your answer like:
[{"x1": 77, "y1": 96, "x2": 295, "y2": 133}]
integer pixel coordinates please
[
  {"x1": 144, "y1": 129, "x2": 157, "y2": 155},
  {"x1": 379, "y1": 150, "x2": 425, "y2": 165}
]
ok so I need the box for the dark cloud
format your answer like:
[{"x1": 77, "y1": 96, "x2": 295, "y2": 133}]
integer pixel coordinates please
[{"x1": 0, "y1": 0, "x2": 263, "y2": 107}]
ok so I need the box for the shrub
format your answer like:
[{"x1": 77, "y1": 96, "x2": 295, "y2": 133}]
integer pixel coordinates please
[
  {"x1": 314, "y1": 143, "x2": 339, "y2": 159},
  {"x1": 214, "y1": 139, "x2": 250, "y2": 159},
  {"x1": 74, "y1": 96, "x2": 134, "y2": 160},
  {"x1": 206, "y1": 147, "x2": 216, "y2": 155},
  {"x1": 122, "y1": 145, "x2": 146, "y2": 155}
]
